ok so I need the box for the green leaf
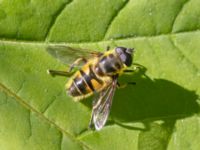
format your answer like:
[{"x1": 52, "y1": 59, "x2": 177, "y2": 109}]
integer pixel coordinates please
[{"x1": 0, "y1": 0, "x2": 200, "y2": 150}]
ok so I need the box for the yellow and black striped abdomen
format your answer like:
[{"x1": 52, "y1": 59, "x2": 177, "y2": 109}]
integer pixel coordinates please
[{"x1": 66, "y1": 62, "x2": 111, "y2": 101}]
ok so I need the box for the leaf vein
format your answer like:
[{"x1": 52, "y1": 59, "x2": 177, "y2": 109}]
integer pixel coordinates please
[
  {"x1": 16, "y1": 79, "x2": 26, "y2": 95},
  {"x1": 59, "y1": 132, "x2": 63, "y2": 150},
  {"x1": 147, "y1": 39, "x2": 163, "y2": 77},
  {"x1": 45, "y1": 0, "x2": 74, "y2": 40},
  {"x1": 41, "y1": 91, "x2": 63, "y2": 114},
  {"x1": 103, "y1": 0, "x2": 130, "y2": 39},
  {"x1": 0, "y1": 83, "x2": 92, "y2": 150},
  {"x1": 169, "y1": 36, "x2": 199, "y2": 72},
  {"x1": 27, "y1": 111, "x2": 33, "y2": 139},
  {"x1": 171, "y1": 0, "x2": 191, "y2": 32}
]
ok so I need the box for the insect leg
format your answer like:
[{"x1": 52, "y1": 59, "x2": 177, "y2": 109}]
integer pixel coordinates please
[
  {"x1": 47, "y1": 69, "x2": 73, "y2": 77},
  {"x1": 106, "y1": 46, "x2": 110, "y2": 51},
  {"x1": 89, "y1": 51, "x2": 103, "y2": 57},
  {"x1": 132, "y1": 63, "x2": 146, "y2": 71},
  {"x1": 124, "y1": 69, "x2": 134, "y2": 73},
  {"x1": 117, "y1": 82, "x2": 127, "y2": 89},
  {"x1": 88, "y1": 111, "x2": 94, "y2": 129},
  {"x1": 68, "y1": 57, "x2": 87, "y2": 72},
  {"x1": 124, "y1": 64, "x2": 145, "y2": 74},
  {"x1": 117, "y1": 81, "x2": 136, "y2": 89}
]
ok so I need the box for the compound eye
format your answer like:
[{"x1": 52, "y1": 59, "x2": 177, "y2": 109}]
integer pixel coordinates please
[
  {"x1": 115, "y1": 47, "x2": 133, "y2": 66},
  {"x1": 115, "y1": 47, "x2": 126, "y2": 54},
  {"x1": 125, "y1": 56, "x2": 132, "y2": 66}
]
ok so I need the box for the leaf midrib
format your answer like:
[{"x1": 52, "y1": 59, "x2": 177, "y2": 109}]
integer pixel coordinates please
[{"x1": 0, "y1": 30, "x2": 199, "y2": 45}]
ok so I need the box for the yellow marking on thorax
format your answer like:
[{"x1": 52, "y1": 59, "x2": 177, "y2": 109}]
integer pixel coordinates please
[
  {"x1": 103, "y1": 49, "x2": 115, "y2": 56},
  {"x1": 104, "y1": 50, "x2": 128, "y2": 76}
]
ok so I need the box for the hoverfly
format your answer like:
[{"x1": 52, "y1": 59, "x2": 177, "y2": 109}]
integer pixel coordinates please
[{"x1": 47, "y1": 46, "x2": 136, "y2": 130}]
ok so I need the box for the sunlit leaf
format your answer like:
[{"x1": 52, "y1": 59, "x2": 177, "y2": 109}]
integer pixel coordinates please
[{"x1": 0, "y1": 0, "x2": 200, "y2": 149}]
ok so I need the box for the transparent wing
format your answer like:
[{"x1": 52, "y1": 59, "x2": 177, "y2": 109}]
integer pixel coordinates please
[
  {"x1": 92, "y1": 79, "x2": 118, "y2": 130},
  {"x1": 46, "y1": 45, "x2": 102, "y2": 65}
]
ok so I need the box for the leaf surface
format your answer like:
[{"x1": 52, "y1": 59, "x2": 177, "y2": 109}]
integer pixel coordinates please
[{"x1": 0, "y1": 0, "x2": 200, "y2": 149}]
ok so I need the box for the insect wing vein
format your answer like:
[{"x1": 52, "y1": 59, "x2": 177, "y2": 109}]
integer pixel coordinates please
[
  {"x1": 46, "y1": 45, "x2": 102, "y2": 66},
  {"x1": 93, "y1": 79, "x2": 117, "y2": 130}
]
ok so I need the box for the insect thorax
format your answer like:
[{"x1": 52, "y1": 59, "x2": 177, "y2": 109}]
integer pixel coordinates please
[{"x1": 95, "y1": 52, "x2": 124, "y2": 76}]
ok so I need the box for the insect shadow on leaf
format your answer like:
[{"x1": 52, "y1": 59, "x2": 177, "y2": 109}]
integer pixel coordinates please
[{"x1": 105, "y1": 65, "x2": 200, "y2": 134}]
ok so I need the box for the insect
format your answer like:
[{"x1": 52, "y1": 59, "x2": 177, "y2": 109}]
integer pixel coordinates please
[{"x1": 47, "y1": 46, "x2": 136, "y2": 130}]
